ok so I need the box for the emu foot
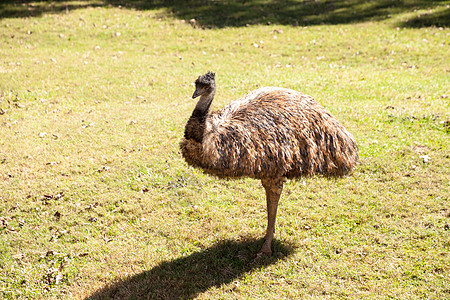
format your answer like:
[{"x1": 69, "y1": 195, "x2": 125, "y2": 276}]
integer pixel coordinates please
[
  {"x1": 256, "y1": 249, "x2": 272, "y2": 259},
  {"x1": 255, "y1": 239, "x2": 273, "y2": 259}
]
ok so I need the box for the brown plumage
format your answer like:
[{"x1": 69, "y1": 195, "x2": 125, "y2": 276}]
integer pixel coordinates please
[{"x1": 180, "y1": 72, "x2": 358, "y2": 256}]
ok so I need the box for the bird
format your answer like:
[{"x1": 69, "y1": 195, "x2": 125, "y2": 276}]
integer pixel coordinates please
[{"x1": 180, "y1": 71, "x2": 358, "y2": 257}]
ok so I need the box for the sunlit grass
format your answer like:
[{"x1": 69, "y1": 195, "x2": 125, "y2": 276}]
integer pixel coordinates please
[{"x1": 0, "y1": 1, "x2": 449, "y2": 299}]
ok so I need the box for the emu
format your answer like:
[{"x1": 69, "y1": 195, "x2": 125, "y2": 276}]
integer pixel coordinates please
[{"x1": 180, "y1": 72, "x2": 358, "y2": 257}]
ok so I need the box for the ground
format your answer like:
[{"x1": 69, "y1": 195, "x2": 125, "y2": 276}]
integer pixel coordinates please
[{"x1": 0, "y1": 1, "x2": 449, "y2": 299}]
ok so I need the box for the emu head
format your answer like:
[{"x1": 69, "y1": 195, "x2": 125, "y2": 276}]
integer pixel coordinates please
[{"x1": 193, "y1": 71, "x2": 215, "y2": 98}]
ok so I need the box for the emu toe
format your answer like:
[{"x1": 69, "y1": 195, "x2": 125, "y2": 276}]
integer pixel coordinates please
[{"x1": 257, "y1": 245, "x2": 273, "y2": 258}]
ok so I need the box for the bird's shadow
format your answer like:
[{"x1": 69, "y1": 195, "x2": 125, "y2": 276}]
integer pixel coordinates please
[{"x1": 86, "y1": 238, "x2": 294, "y2": 300}]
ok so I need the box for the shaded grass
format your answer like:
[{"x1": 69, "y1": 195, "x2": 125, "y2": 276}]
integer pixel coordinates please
[
  {"x1": 87, "y1": 238, "x2": 295, "y2": 299},
  {"x1": 0, "y1": 1, "x2": 449, "y2": 299},
  {"x1": 1, "y1": 0, "x2": 449, "y2": 28}
]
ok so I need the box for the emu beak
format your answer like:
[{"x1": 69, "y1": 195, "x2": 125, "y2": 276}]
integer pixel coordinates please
[{"x1": 192, "y1": 89, "x2": 200, "y2": 99}]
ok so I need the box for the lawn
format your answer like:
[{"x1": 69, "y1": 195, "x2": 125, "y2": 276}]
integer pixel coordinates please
[{"x1": 0, "y1": 0, "x2": 449, "y2": 299}]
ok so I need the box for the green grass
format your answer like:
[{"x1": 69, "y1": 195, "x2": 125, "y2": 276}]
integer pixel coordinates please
[{"x1": 0, "y1": 0, "x2": 449, "y2": 299}]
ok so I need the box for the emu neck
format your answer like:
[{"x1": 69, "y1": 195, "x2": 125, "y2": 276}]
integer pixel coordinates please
[
  {"x1": 192, "y1": 91, "x2": 215, "y2": 119},
  {"x1": 184, "y1": 90, "x2": 215, "y2": 143}
]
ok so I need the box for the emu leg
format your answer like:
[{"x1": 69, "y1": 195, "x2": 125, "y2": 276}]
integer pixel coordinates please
[{"x1": 259, "y1": 177, "x2": 285, "y2": 257}]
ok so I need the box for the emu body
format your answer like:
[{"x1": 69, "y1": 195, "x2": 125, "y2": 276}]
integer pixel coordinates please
[{"x1": 180, "y1": 72, "x2": 358, "y2": 256}]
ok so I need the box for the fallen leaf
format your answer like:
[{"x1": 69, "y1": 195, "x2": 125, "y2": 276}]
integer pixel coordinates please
[
  {"x1": 13, "y1": 253, "x2": 25, "y2": 260},
  {"x1": 84, "y1": 202, "x2": 99, "y2": 210},
  {"x1": 42, "y1": 267, "x2": 63, "y2": 285},
  {"x1": 1, "y1": 218, "x2": 9, "y2": 228},
  {"x1": 442, "y1": 120, "x2": 450, "y2": 130},
  {"x1": 97, "y1": 166, "x2": 110, "y2": 172},
  {"x1": 420, "y1": 155, "x2": 430, "y2": 163},
  {"x1": 82, "y1": 122, "x2": 94, "y2": 128},
  {"x1": 49, "y1": 229, "x2": 67, "y2": 242},
  {"x1": 54, "y1": 192, "x2": 64, "y2": 200},
  {"x1": 412, "y1": 145, "x2": 430, "y2": 154}
]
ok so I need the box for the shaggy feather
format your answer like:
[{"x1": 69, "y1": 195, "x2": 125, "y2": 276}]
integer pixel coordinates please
[{"x1": 181, "y1": 86, "x2": 358, "y2": 179}]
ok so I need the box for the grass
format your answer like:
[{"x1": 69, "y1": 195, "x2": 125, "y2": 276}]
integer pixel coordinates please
[{"x1": 0, "y1": 0, "x2": 449, "y2": 299}]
